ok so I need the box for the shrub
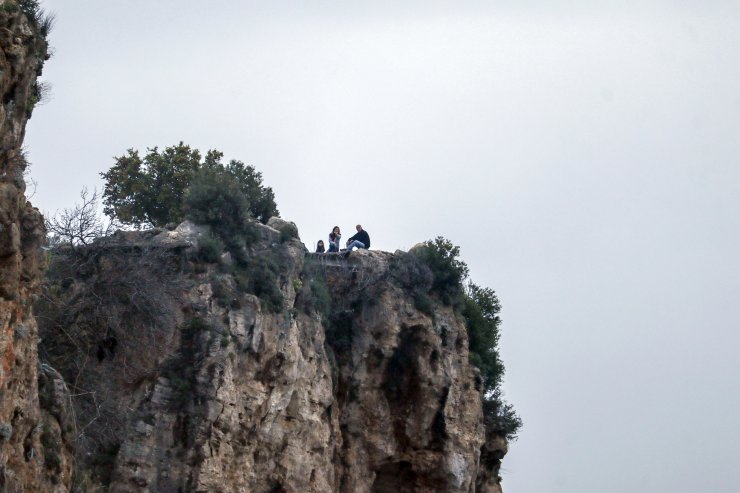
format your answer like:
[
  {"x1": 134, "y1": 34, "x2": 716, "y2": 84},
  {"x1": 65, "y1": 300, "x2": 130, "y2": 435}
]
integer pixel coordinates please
[
  {"x1": 309, "y1": 277, "x2": 332, "y2": 317},
  {"x1": 413, "y1": 292, "x2": 434, "y2": 315},
  {"x1": 234, "y1": 256, "x2": 283, "y2": 313},
  {"x1": 412, "y1": 237, "x2": 469, "y2": 306},
  {"x1": 483, "y1": 392, "x2": 523, "y2": 441},
  {"x1": 390, "y1": 251, "x2": 434, "y2": 315},
  {"x1": 197, "y1": 235, "x2": 225, "y2": 263},
  {"x1": 184, "y1": 167, "x2": 259, "y2": 250},
  {"x1": 463, "y1": 284, "x2": 505, "y2": 395},
  {"x1": 390, "y1": 251, "x2": 433, "y2": 293}
]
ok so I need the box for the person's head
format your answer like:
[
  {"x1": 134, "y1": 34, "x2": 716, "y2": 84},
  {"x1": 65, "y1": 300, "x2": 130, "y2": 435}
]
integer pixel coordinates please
[
  {"x1": 317, "y1": 240, "x2": 324, "y2": 248},
  {"x1": 356, "y1": 224, "x2": 362, "y2": 232},
  {"x1": 332, "y1": 226, "x2": 340, "y2": 235}
]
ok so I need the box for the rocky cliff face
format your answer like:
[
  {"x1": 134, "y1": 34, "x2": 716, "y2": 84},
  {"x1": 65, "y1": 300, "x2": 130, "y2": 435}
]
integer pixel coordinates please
[
  {"x1": 0, "y1": 5, "x2": 73, "y2": 492},
  {"x1": 37, "y1": 219, "x2": 508, "y2": 492},
  {"x1": 0, "y1": 5, "x2": 510, "y2": 492}
]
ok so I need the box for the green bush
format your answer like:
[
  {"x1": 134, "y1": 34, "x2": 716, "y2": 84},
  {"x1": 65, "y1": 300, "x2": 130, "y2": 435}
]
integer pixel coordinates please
[
  {"x1": 184, "y1": 168, "x2": 256, "y2": 246},
  {"x1": 234, "y1": 256, "x2": 283, "y2": 313},
  {"x1": 483, "y1": 392, "x2": 523, "y2": 441},
  {"x1": 413, "y1": 292, "x2": 434, "y2": 315},
  {"x1": 463, "y1": 284, "x2": 505, "y2": 395},
  {"x1": 197, "y1": 235, "x2": 224, "y2": 263},
  {"x1": 411, "y1": 237, "x2": 469, "y2": 306},
  {"x1": 101, "y1": 143, "x2": 278, "y2": 228},
  {"x1": 390, "y1": 251, "x2": 434, "y2": 315},
  {"x1": 390, "y1": 251, "x2": 433, "y2": 293},
  {"x1": 296, "y1": 262, "x2": 332, "y2": 318}
]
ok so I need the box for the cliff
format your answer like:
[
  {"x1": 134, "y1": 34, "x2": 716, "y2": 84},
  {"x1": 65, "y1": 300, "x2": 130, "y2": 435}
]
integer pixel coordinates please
[
  {"x1": 37, "y1": 219, "x2": 509, "y2": 492},
  {"x1": 0, "y1": 3, "x2": 74, "y2": 492},
  {"x1": 0, "y1": 5, "x2": 511, "y2": 490}
]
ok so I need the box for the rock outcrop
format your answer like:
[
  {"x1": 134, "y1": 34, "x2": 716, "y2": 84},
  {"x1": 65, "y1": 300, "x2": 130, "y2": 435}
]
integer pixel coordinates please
[
  {"x1": 37, "y1": 221, "x2": 509, "y2": 492},
  {"x1": 1, "y1": 4, "x2": 511, "y2": 492},
  {"x1": 0, "y1": 4, "x2": 73, "y2": 492}
]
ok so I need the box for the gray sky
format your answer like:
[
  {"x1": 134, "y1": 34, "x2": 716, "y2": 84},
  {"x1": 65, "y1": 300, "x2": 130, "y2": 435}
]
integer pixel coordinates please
[{"x1": 27, "y1": 1, "x2": 740, "y2": 492}]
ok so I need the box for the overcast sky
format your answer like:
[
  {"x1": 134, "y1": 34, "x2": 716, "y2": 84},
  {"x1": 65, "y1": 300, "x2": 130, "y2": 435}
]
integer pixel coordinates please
[{"x1": 26, "y1": 1, "x2": 740, "y2": 492}]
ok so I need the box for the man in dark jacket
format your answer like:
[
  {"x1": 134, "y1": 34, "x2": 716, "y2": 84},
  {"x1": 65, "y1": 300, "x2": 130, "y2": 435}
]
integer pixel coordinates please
[{"x1": 346, "y1": 224, "x2": 370, "y2": 251}]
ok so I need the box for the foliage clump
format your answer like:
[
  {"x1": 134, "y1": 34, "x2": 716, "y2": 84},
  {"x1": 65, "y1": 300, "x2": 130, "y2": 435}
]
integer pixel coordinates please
[
  {"x1": 232, "y1": 256, "x2": 284, "y2": 313},
  {"x1": 184, "y1": 167, "x2": 257, "y2": 247},
  {"x1": 297, "y1": 264, "x2": 331, "y2": 319},
  {"x1": 101, "y1": 143, "x2": 278, "y2": 228},
  {"x1": 196, "y1": 235, "x2": 225, "y2": 263},
  {"x1": 389, "y1": 251, "x2": 434, "y2": 315},
  {"x1": 412, "y1": 237, "x2": 469, "y2": 306},
  {"x1": 396, "y1": 236, "x2": 522, "y2": 441}
]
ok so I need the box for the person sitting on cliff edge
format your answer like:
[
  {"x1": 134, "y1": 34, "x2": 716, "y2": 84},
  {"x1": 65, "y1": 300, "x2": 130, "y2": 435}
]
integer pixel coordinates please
[
  {"x1": 345, "y1": 224, "x2": 370, "y2": 252},
  {"x1": 328, "y1": 226, "x2": 341, "y2": 253}
]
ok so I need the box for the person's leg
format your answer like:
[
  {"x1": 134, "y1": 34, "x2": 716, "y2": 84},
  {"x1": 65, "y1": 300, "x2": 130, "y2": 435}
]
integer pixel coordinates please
[{"x1": 346, "y1": 240, "x2": 365, "y2": 251}]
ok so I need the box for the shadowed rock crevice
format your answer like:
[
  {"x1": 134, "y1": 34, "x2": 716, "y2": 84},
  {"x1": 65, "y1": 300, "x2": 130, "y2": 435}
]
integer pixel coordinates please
[{"x1": 370, "y1": 461, "x2": 417, "y2": 493}]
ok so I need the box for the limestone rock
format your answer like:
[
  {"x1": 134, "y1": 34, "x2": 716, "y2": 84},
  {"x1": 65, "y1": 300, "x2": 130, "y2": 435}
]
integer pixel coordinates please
[
  {"x1": 0, "y1": 6, "x2": 73, "y2": 492},
  {"x1": 36, "y1": 229, "x2": 509, "y2": 492}
]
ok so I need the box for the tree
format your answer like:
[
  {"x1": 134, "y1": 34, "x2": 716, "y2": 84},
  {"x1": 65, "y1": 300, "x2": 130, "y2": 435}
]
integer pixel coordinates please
[
  {"x1": 225, "y1": 160, "x2": 278, "y2": 223},
  {"x1": 101, "y1": 142, "x2": 279, "y2": 228},
  {"x1": 46, "y1": 188, "x2": 118, "y2": 250}
]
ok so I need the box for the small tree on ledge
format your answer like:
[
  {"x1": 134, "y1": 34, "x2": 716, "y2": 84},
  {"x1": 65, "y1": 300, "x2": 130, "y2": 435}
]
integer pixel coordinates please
[{"x1": 100, "y1": 142, "x2": 279, "y2": 228}]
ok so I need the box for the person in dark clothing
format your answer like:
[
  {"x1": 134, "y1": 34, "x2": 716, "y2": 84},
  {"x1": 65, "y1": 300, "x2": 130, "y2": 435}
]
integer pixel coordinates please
[
  {"x1": 346, "y1": 224, "x2": 370, "y2": 251},
  {"x1": 316, "y1": 240, "x2": 325, "y2": 253}
]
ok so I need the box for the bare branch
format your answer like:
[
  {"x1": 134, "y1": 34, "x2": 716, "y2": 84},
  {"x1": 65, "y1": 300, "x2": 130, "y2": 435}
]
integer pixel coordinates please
[{"x1": 46, "y1": 188, "x2": 120, "y2": 249}]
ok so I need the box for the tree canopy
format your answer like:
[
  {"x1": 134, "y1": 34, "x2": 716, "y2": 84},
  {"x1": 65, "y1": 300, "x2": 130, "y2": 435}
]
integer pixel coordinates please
[{"x1": 101, "y1": 142, "x2": 278, "y2": 228}]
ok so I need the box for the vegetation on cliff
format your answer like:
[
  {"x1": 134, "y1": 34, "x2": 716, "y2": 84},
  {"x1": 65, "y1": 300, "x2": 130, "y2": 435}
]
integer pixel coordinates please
[
  {"x1": 39, "y1": 135, "x2": 519, "y2": 492},
  {"x1": 392, "y1": 237, "x2": 522, "y2": 440},
  {"x1": 100, "y1": 142, "x2": 278, "y2": 228},
  {"x1": 52, "y1": 146, "x2": 522, "y2": 443},
  {"x1": 2, "y1": 0, "x2": 55, "y2": 37}
]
